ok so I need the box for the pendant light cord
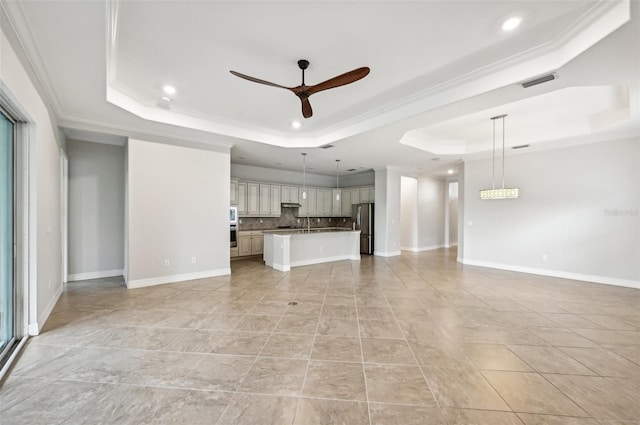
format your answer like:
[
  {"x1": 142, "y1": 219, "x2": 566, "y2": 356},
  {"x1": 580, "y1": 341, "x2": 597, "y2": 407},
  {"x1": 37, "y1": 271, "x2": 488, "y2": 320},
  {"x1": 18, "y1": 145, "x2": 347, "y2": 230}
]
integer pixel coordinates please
[{"x1": 502, "y1": 115, "x2": 506, "y2": 190}]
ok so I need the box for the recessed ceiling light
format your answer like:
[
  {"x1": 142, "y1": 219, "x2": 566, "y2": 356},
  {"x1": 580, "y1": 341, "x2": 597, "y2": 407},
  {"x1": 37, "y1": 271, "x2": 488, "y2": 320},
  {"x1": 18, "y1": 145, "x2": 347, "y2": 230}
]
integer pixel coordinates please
[
  {"x1": 447, "y1": 169, "x2": 454, "y2": 174},
  {"x1": 502, "y1": 16, "x2": 522, "y2": 31},
  {"x1": 291, "y1": 121, "x2": 301, "y2": 129},
  {"x1": 163, "y1": 85, "x2": 176, "y2": 95}
]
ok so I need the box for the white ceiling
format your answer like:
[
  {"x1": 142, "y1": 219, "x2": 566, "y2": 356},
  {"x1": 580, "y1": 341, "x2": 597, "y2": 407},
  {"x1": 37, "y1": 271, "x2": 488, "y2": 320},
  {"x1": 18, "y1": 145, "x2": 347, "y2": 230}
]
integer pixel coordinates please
[{"x1": 2, "y1": 0, "x2": 639, "y2": 177}]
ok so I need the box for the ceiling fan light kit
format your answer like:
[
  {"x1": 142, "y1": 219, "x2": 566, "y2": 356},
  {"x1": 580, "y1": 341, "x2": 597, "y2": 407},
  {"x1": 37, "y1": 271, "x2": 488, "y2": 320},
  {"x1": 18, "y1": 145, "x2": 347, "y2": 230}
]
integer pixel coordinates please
[
  {"x1": 479, "y1": 114, "x2": 520, "y2": 200},
  {"x1": 230, "y1": 59, "x2": 370, "y2": 118}
]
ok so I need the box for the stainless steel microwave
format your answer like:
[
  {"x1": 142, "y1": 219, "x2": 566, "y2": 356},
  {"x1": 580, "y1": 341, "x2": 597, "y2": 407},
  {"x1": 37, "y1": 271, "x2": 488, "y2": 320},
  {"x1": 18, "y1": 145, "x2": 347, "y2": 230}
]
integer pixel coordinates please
[{"x1": 230, "y1": 206, "x2": 238, "y2": 225}]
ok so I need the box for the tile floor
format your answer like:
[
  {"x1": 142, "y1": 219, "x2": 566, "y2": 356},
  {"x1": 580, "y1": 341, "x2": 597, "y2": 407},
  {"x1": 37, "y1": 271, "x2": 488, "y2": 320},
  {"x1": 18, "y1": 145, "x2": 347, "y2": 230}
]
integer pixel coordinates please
[{"x1": 1, "y1": 249, "x2": 640, "y2": 424}]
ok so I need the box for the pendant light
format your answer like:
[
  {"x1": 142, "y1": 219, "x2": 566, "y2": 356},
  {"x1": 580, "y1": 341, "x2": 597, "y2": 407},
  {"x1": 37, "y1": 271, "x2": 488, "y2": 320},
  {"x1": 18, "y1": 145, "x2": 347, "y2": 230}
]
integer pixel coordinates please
[
  {"x1": 335, "y1": 159, "x2": 341, "y2": 201},
  {"x1": 301, "y1": 152, "x2": 307, "y2": 200},
  {"x1": 479, "y1": 114, "x2": 520, "y2": 200}
]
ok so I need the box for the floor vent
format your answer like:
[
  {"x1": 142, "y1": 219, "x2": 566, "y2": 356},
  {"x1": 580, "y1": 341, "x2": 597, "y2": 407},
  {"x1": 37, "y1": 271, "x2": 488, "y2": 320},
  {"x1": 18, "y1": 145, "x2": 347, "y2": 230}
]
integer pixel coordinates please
[{"x1": 520, "y1": 73, "x2": 557, "y2": 88}]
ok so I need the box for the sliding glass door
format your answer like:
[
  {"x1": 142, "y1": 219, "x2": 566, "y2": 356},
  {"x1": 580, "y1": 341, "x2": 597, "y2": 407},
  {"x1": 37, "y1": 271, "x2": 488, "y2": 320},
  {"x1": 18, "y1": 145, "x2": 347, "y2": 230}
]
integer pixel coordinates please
[{"x1": 0, "y1": 110, "x2": 15, "y2": 361}]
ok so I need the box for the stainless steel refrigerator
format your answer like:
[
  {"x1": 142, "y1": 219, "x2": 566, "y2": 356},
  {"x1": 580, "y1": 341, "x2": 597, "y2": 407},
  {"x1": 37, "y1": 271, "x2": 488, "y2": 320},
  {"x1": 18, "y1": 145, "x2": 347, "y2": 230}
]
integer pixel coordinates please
[{"x1": 352, "y1": 203, "x2": 374, "y2": 255}]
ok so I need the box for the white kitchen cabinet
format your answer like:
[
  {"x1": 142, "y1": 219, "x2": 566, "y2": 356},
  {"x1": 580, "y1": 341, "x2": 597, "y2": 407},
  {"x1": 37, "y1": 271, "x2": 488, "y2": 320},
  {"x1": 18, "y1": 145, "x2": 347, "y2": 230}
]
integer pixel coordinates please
[
  {"x1": 238, "y1": 231, "x2": 263, "y2": 256},
  {"x1": 307, "y1": 188, "x2": 317, "y2": 215},
  {"x1": 332, "y1": 189, "x2": 341, "y2": 216},
  {"x1": 281, "y1": 185, "x2": 300, "y2": 203},
  {"x1": 230, "y1": 179, "x2": 238, "y2": 205},
  {"x1": 340, "y1": 189, "x2": 351, "y2": 216},
  {"x1": 359, "y1": 187, "x2": 370, "y2": 203},
  {"x1": 259, "y1": 184, "x2": 271, "y2": 215},
  {"x1": 351, "y1": 188, "x2": 360, "y2": 205},
  {"x1": 251, "y1": 235, "x2": 264, "y2": 255},
  {"x1": 270, "y1": 185, "x2": 281, "y2": 215},
  {"x1": 368, "y1": 186, "x2": 375, "y2": 202},
  {"x1": 238, "y1": 236, "x2": 252, "y2": 256},
  {"x1": 237, "y1": 182, "x2": 247, "y2": 214},
  {"x1": 247, "y1": 183, "x2": 260, "y2": 215}
]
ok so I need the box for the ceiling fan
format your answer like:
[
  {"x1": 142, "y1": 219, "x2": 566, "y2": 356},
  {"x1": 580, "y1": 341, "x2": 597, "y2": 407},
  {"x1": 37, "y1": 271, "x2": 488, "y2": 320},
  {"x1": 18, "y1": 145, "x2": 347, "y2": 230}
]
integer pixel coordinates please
[{"x1": 230, "y1": 59, "x2": 370, "y2": 119}]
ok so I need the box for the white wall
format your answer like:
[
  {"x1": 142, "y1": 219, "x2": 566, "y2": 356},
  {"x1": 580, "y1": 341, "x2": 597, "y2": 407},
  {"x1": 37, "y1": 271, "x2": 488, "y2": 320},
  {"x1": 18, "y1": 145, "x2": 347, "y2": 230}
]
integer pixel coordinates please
[
  {"x1": 231, "y1": 163, "x2": 375, "y2": 188},
  {"x1": 67, "y1": 140, "x2": 124, "y2": 280},
  {"x1": 447, "y1": 181, "x2": 459, "y2": 247},
  {"x1": 126, "y1": 139, "x2": 230, "y2": 288},
  {"x1": 400, "y1": 176, "x2": 418, "y2": 250},
  {"x1": 416, "y1": 176, "x2": 446, "y2": 251},
  {"x1": 374, "y1": 168, "x2": 401, "y2": 256},
  {"x1": 462, "y1": 137, "x2": 640, "y2": 287},
  {"x1": 232, "y1": 163, "x2": 335, "y2": 187},
  {"x1": 1, "y1": 25, "x2": 62, "y2": 334}
]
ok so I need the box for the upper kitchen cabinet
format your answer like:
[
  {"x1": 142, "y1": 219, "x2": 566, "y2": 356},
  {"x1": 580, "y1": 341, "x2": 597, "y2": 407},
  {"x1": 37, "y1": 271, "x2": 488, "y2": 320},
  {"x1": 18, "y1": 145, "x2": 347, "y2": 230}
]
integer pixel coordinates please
[
  {"x1": 237, "y1": 181, "x2": 247, "y2": 214},
  {"x1": 281, "y1": 185, "x2": 300, "y2": 204},
  {"x1": 230, "y1": 179, "x2": 239, "y2": 205},
  {"x1": 247, "y1": 183, "x2": 260, "y2": 215},
  {"x1": 300, "y1": 187, "x2": 317, "y2": 216},
  {"x1": 351, "y1": 188, "x2": 360, "y2": 205},
  {"x1": 339, "y1": 189, "x2": 351, "y2": 216},
  {"x1": 270, "y1": 185, "x2": 281, "y2": 216},
  {"x1": 316, "y1": 188, "x2": 332, "y2": 216}
]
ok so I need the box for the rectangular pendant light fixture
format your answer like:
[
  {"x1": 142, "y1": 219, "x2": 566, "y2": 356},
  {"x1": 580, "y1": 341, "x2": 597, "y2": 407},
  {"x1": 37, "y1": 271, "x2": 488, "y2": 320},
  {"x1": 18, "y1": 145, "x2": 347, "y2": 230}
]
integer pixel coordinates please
[{"x1": 480, "y1": 114, "x2": 520, "y2": 200}]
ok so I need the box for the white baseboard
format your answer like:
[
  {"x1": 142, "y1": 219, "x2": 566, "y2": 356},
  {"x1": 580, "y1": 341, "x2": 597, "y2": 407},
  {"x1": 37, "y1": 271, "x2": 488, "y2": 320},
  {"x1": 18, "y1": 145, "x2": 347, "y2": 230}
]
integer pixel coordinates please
[
  {"x1": 67, "y1": 269, "x2": 123, "y2": 282},
  {"x1": 126, "y1": 268, "x2": 231, "y2": 289},
  {"x1": 290, "y1": 254, "x2": 360, "y2": 269},
  {"x1": 461, "y1": 259, "x2": 640, "y2": 290},
  {"x1": 374, "y1": 250, "x2": 402, "y2": 257},
  {"x1": 400, "y1": 244, "x2": 445, "y2": 252},
  {"x1": 28, "y1": 283, "x2": 63, "y2": 335}
]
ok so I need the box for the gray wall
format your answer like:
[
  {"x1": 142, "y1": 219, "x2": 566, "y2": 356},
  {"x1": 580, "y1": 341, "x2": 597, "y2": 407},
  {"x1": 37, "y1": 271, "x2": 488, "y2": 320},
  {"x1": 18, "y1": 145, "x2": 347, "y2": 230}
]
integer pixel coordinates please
[
  {"x1": 462, "y1": 137, "x2": 640, "y2": 286},
  {"x1": 67, "y1": 140, "x2": 125, "y2": 280}
]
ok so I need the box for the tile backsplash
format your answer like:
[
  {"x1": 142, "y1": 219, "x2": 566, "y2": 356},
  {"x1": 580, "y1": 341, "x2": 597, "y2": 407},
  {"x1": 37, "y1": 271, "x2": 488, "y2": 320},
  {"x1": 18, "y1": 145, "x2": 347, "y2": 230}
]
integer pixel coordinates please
[{"x1": 238, "y1": 207, "x2": 352, "y2": 231}]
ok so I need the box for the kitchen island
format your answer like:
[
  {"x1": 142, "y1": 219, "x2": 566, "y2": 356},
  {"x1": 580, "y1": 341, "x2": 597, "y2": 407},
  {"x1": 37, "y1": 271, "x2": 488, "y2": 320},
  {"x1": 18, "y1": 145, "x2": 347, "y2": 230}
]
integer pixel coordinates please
[{"x1": 263, "y1": 228, "x2": 360, "y2": 271}]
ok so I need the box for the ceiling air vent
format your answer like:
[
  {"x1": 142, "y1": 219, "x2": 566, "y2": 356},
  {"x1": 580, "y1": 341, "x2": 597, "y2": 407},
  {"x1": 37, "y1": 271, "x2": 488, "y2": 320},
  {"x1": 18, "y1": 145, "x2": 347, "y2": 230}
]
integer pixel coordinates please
[
  {"x1": 512, "y1": 144, "x2": 530, "y2": 150},
  {"x1": 319, "y1": 144, "x2": 334, "y2": 149},
  {"x1": 520, "y1": 73, "x2": 557, "y2": 88},
  {"x1": 347, "y1": 168, "x2": 357, "y2": 172}
]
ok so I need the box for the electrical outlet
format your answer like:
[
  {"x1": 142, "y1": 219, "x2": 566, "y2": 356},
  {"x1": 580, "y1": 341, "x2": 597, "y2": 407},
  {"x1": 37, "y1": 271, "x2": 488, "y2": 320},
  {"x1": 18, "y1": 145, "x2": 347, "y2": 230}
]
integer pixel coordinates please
[
  {"x1": 191, "y1": 257, "x2": 197, "y2": 264},
  {"x1": 297, "y1": 219, "x2": 300, "y2": 223},
  {"x1": 317, "y1": 218, "x2": 320, "y2": 223},
  {"x1": 164, "y1": 260, "x2": 170, "y2": 267},
  {"x1": 541, "y1": 254, "x2": 548, "y2": 262},
  {"x1": 239, "y1": 219, "x2": 243, "y2": 224}
]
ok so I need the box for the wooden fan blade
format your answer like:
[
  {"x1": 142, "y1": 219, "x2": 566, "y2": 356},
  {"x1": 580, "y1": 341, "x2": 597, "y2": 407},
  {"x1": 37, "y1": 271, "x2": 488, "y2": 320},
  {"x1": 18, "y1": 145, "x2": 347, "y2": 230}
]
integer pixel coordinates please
[
  {"x1": 229, "y1": 70, "x2": 290, "y2": 90},
  {"x1": 307, "y1": 67, "x2": 370, "y2": 95},
  {"x1": 301, "y1": 97, "x2": 313, "y2": 118}
]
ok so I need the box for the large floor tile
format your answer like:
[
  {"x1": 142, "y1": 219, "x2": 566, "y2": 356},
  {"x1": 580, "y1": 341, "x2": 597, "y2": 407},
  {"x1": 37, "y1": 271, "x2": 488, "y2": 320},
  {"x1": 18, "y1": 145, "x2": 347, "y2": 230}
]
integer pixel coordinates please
[
  {"x1": 481, "y1": 371, "x2": 588, "y2": 416},
  {"x1": 365, "y1": 364, "x2": 437, "y2": 406},
  {"x1": 423, "y1": 366, "x2": 511, "y2": 411},
  {"x1": 368, "y1": 403, "x2": 446, "y2": 424},
  {"x1": 239, "y1": 357, "x2": 308, "y2": 395},
  {"x1": 507, "y1": 345, "x2": 597, "y2": 375},
  {"x1": 293, "y1": 398, "x2": 369, "y2": 425},
  {"x1": 460, "y1": 343, "x2": 533, "y2": 371},
  {"x1": 302, "y1": 360, "x2": 366, "y2": 401},
  {"x1": 441, "y1": 408, "x2": 525, "y2": 424},
  {"x1": 217, "y1": 393, "x2": 297, "y2": 425},
  {"x1": 543, "y1": 374, "x2": 640, "y2": 421}
]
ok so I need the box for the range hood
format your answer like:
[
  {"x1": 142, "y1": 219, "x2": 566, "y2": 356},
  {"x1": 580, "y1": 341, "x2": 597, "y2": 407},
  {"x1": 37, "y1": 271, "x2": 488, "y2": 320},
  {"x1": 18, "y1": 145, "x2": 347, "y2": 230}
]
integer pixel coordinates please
[{"x1": 281, "y1": 202, "x2": 302, "y2": 208}]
